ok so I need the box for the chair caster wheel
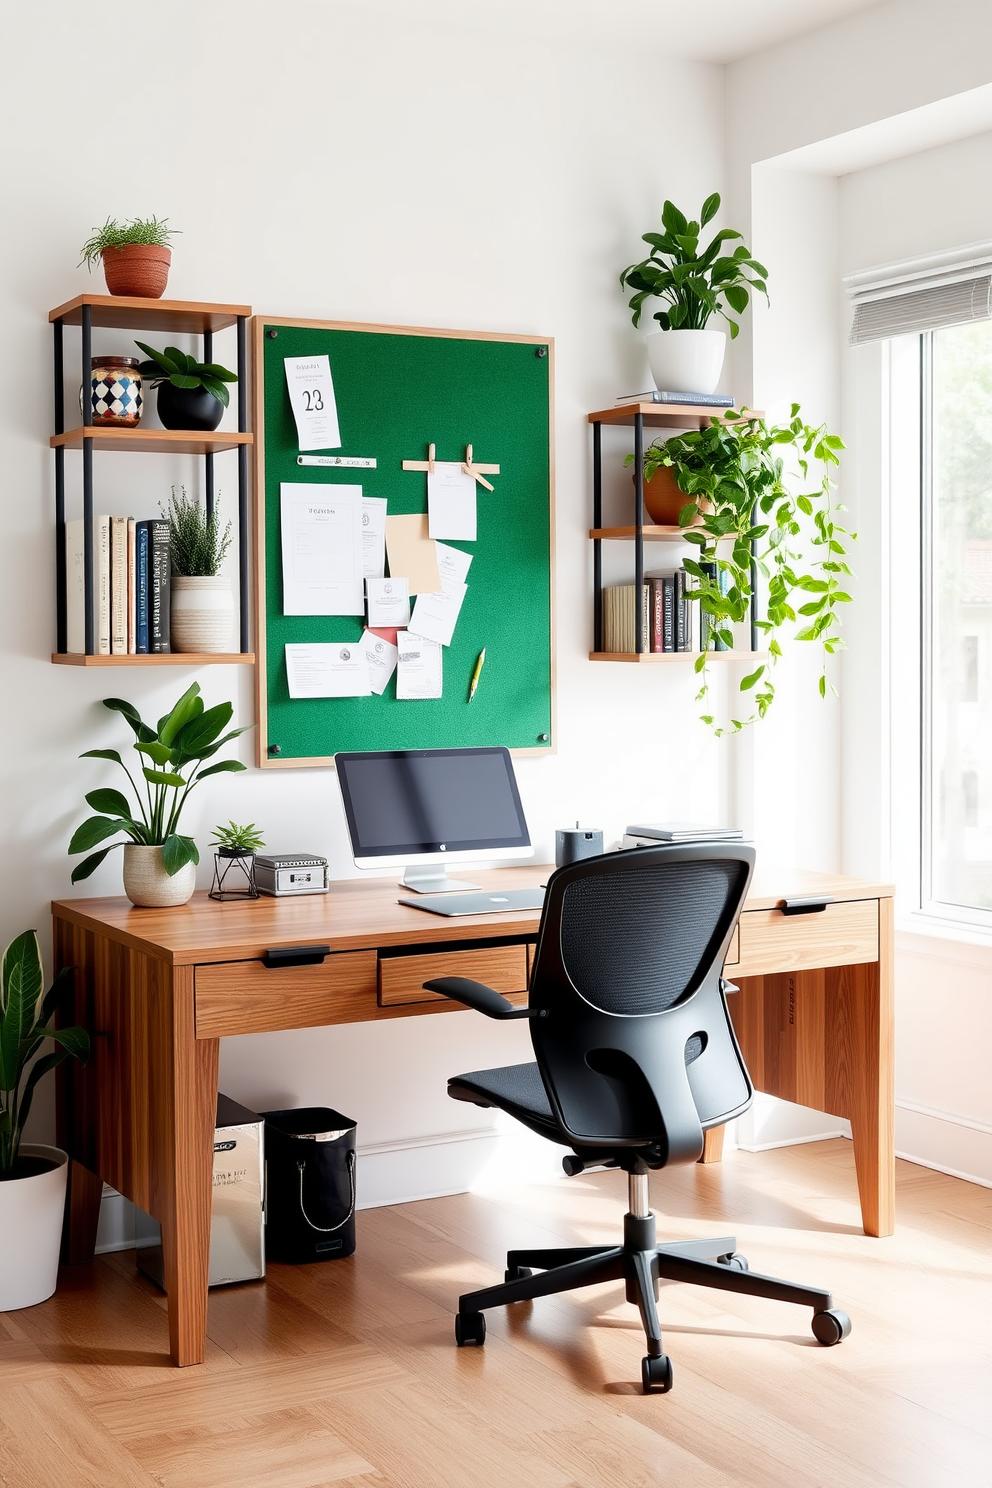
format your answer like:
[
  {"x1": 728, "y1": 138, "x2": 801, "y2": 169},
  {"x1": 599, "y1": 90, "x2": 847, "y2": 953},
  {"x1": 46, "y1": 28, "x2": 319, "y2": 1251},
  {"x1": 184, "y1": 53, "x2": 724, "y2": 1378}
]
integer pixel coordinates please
[
  {"x1": 505, "y1": 1266, "x2": 533, "y2": 1282},
  {"x1": 718, "y1": 1253, "x2": 749, "y2": 1271},
  {"x1": 812, "y1": 1308, "x2": 851, "y2": 1346},
  {"x1": 641, "y1": 1353, "x2": 673, "y2": 1394},
  {"x1": 455, "y1": 1310, "x2": 486, "y2": 1346}
]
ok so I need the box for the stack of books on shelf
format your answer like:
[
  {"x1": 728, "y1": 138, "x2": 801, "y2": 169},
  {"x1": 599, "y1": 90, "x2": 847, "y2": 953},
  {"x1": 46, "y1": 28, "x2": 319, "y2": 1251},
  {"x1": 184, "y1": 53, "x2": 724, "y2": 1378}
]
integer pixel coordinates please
[
  {"x1": 66, "y1": 518, "x2": 171, "y2": 655},
  {"x1": 614, "y1": 389, "x2": 735, "y2": 408},
  {"x1": 602, "y1": 570, "x2": 696, "y2": 653}
]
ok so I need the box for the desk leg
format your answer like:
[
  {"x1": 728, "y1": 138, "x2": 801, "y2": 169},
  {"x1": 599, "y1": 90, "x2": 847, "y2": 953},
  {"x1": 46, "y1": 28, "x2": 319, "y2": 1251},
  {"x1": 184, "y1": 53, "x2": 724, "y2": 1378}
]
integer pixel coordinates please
[
  {"x1": 159, "y1": 966, "x2": 219, "y2": 1367},
  {"x1": 699, "y1": 1126, "x2": 726, "y2": 1164},
  {"x1": 841, "y1": 899, "x2": 895, "y2": 1238}
]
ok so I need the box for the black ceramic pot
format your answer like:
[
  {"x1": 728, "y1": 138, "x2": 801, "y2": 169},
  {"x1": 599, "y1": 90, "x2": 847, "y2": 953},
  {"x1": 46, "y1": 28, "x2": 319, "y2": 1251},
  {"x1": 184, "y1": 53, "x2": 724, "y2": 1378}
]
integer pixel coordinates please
[{"x1": 157, "y1": 381, "x2": 224, "y2": 432}]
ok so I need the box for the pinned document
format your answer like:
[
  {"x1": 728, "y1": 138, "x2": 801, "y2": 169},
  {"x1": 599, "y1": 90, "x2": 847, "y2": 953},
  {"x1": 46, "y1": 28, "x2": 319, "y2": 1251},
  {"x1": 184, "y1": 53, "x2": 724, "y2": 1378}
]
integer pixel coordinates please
[
  {"x1": 366, "y1": 576, "x2": 410, "y2": 628},
  {"x1": 428, "y1": 462, "x2": 477, "y2": 541},
  {"x1": 396, "y1": 632, "x2": 443, "y2": 699},
  {"x1": 435, "y1": 541, "x2": 473, "y2": 586},
  {"x1": 408, "y1": 580, "x2": 467, "y2": 648},
  {"x1": 360, "y1": 629, "x2": 398, "y2": 695},
  {"x1": 285, "y1": 643, "x2": 371, "y2": 698},
  {"x1": 362, "y1": 497, "x2": 387, "y2": 578},
  {"x1": 280, "y1": 483, "x2": 364, "y2": 616},
  {"x1": 385, "y1": 513, "x2": 441, "y2": 594},
  {"x1": 284, "y1": 355, "x2": 341, "y2": 451}
]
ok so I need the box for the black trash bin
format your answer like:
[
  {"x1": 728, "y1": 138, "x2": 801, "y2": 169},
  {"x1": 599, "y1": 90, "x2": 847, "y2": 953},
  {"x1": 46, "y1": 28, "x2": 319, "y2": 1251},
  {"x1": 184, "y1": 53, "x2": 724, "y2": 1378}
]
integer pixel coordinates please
[{"x1": 261, "y1": 1107, "x2": 357, "y2": 1263}]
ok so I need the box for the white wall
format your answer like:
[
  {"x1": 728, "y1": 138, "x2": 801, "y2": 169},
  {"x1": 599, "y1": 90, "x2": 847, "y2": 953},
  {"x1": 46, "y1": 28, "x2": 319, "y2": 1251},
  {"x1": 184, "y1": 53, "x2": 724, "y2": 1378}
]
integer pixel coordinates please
[
  {"x1": 726, "y1": 6, "x2": 992, "y2": 1183},
  {"x1": 2, "y1": 1, "x2": 730, "y2": 1208}
]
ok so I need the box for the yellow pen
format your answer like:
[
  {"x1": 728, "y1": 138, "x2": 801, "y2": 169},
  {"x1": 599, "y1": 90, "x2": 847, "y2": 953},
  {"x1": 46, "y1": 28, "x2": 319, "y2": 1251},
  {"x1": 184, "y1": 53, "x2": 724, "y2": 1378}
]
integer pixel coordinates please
[{"x1": 468, "y1": 648, "x2": 486, "y2": 702}]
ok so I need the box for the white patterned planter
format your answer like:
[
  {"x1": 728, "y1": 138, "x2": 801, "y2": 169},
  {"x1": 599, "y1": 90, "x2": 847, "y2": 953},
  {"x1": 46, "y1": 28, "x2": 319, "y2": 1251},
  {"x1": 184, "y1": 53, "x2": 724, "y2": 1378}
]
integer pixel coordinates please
[
  {"x1": 122, "y1": 845, "x2": 196, "y2": 907},
  {"x1": 0, "y1": 1146, "x2": 68, "y2": 1311},
  {"x1": 171, "y1": 576, "x2": 235, "y2": 654}
]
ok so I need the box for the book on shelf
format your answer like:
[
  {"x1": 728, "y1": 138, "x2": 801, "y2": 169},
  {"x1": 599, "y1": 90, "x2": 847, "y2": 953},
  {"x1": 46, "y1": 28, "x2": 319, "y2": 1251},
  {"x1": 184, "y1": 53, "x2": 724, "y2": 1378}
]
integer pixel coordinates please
[
  {"x1": 615, "y1": 390, "x2": 735, "y2": 408},
  {"x1": 64, "y1": 515, "x2": 170, "y2": 656},
  {"x1": 699, "y1": 561, "x2": 731, "y2": 651},
  {"x1": 602, "y1": 582, "x2": 650, "y2": 654},
  {"x1": 645, "y1": 567, "x2": 696, "y2": 653}
]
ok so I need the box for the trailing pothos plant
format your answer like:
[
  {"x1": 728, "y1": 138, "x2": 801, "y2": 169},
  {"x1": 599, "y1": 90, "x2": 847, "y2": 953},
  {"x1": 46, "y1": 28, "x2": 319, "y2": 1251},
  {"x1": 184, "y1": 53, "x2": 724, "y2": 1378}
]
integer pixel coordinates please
[
  {"x1": 68, "y1": 683, "x2": 249, "y2": 882},
  {"x1": 627, "y1": 407, "x2": 853, "y2": 733}
]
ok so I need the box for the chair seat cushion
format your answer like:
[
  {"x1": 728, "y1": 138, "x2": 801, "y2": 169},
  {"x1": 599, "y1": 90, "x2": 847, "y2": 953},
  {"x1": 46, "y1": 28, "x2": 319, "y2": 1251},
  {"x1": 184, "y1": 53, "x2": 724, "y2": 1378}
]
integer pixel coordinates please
[{"x1": 448, "y1": 1061, "x2": 562, "y2": 1142}]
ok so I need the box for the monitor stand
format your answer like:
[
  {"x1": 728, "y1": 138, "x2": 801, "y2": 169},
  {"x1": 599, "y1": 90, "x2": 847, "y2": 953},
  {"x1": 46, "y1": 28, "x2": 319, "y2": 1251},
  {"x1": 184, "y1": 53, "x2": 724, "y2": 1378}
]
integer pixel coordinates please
[{"x1": 400, "y1": 864, "x2": 481, "y2": 894}]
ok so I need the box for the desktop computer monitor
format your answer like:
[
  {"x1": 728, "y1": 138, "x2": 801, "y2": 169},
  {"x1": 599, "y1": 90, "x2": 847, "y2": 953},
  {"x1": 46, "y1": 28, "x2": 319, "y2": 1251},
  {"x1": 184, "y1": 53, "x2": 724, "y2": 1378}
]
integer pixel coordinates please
[{"x1": 334, "y1": 747, "x2": 533, "y2": 893}]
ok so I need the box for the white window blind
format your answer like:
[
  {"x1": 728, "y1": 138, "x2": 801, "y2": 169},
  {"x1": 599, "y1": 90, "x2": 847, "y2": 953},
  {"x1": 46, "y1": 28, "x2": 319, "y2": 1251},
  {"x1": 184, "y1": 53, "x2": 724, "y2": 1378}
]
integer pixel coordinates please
[{"x1": 845, "y1": 241, "x2": 992, "y2": 345}]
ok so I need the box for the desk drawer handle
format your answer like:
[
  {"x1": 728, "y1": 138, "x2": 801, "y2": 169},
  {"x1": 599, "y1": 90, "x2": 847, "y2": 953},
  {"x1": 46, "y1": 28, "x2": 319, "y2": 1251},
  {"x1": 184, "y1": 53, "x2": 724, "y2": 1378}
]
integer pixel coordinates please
[
  {"x1": 262, "y1": 945, "x2": 330, "y2": 969},
  {"x1": 778, "y1": 897, "x2": 834, "y2": 916}
]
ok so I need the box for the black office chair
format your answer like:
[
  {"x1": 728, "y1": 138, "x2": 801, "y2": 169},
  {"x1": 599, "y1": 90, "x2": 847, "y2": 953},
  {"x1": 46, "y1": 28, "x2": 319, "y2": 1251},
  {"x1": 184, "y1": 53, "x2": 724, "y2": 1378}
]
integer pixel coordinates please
[{"x1": 425, "y1": 844, "x2": 851, "y2": 1394}]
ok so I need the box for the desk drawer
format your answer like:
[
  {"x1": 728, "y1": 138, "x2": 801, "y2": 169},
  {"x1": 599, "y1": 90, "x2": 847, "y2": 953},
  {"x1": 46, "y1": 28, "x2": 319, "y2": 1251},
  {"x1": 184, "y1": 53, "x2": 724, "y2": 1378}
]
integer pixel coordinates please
[
  {"x1": 735, "y1": 899, "x2": 878, "y2": 979},
  {"x1": 195, "y1": 951, "x2": 377, "y2": 1038},
  {"x1": 378, "y1": 945, "x2": 528, "y2": 1008}
]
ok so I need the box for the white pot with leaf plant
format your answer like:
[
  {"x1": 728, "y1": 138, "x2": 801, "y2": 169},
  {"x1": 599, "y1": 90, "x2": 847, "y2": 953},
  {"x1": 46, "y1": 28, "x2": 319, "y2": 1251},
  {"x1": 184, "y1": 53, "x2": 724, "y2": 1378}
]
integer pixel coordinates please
[
  {"x1": 0, "y1": 931, "x2": 89, "y2": 1311},
  {"x1": 68, "y1": 683, "x2": 249, "y2": 907},
  {"x1": 619, "y1": 194, "x2": 768, "y2": 395},
  {"x1": 166, "y1": 486, "x2": 236, "y2": 654}
]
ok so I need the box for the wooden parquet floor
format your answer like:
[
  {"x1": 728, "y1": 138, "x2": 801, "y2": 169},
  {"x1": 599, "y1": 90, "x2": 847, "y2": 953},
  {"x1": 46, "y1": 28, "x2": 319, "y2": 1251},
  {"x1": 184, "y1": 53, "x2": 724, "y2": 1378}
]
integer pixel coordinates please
[{"x1": 2, "y1": 1139, "x2": 991, "y2": 1488}]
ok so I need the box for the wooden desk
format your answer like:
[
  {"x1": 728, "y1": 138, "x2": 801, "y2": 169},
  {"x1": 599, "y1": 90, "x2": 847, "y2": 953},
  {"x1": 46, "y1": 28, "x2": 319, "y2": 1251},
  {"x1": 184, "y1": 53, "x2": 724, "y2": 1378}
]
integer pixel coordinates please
[{"x1": 53, "y1": 864, "x2": 893, "y2": 1367}]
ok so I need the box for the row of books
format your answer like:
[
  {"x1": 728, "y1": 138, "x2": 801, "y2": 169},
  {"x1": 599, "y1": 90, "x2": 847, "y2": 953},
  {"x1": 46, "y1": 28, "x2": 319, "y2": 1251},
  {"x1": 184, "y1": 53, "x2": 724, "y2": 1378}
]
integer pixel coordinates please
[
  {"x1": 66, "y1": 518, "x2": 171, "y2": 655},
  {"x1": 602, "y1": 568, "x2": 729, "y2": 654}
]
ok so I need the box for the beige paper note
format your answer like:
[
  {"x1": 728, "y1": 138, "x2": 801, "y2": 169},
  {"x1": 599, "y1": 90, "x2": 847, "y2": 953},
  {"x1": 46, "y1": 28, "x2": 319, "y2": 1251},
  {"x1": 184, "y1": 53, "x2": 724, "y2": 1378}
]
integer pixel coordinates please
[{"x1": 384, "y1": 513, "x2": 442, "y2": 594}]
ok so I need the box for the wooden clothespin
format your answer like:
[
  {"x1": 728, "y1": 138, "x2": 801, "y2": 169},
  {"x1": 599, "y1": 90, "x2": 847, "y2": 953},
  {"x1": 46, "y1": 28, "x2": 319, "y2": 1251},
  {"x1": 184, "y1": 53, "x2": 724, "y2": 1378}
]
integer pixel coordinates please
[
  {"x1": 401, "y1": 441, "x2": 438, "y2": 475},
  {"x1": 460, "y1": 444, "x2": 500, "y2": 493}
]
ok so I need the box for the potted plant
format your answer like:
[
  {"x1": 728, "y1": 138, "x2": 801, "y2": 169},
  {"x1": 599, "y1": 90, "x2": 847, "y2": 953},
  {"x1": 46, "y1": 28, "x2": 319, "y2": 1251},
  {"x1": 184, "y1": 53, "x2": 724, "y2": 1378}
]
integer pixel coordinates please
[
  {"x1": 78, "y1": 216, "x2": 179, "y2": 299},
  {"x1": 68, "y1": 683, "x2": 249, "y2": 906},
  {"x1": 619, "y1": 194, "x2": 768, "y2": 394},
  {"x1": 165, "y1": 485, "x2": 235, "y2": 653},
  {"x1": 209, "y1": 822, "x2": 265, "y2": 901},
  {"x1": 135, "y1": 341, "x2": 238, "y2": 431},
  {"x1": 0, "y1": 931, "x2": 89, "y2": 1311},
  {"x1": 627, "y1": 406, "x2": 853, "y2": 732}
]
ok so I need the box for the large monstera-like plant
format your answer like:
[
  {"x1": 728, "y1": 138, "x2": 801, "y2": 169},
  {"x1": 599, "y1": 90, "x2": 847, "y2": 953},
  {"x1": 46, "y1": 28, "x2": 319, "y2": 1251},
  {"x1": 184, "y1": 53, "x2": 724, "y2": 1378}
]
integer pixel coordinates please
[{"x1": 69, "y1": 683, "x2": 249, "y2": 882}]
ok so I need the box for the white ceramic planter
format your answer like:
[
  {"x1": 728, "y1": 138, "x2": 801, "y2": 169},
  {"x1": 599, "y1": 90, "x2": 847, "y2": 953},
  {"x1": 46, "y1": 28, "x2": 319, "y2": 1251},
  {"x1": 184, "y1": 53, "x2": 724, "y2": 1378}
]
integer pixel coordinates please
[
  {"x1": 646, "y1": 328, "x2": 726, "y2": 396},
  {"x1": 0, "y1": 1144, "x2": 68, "y2": 1310},
  {"x1": 171, "y1": 576, "x2": 235, "y2": 654},
  {"x1": 123, "y1": 844, "x2": 197, "y2": 907}
]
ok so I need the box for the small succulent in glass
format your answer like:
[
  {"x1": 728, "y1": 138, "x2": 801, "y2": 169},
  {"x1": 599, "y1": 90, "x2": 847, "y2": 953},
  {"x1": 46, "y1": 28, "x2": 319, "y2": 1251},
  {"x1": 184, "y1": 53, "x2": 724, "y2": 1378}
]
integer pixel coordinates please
[{"x1": 209, "y1": 823, "x2": 264, "y2": 901}]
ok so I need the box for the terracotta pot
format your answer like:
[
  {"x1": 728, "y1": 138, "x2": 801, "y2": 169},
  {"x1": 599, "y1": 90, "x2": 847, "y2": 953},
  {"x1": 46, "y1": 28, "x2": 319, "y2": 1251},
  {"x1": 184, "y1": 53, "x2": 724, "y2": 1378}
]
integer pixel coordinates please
[
  {"x1": 171, "y1": 575, "x2": 235, "y2": 653},
  {"x1": 640, "y1": 465, "x2": 704, "y2": 526},
  {"x1": 0, "y1": 1145, "x2": 68, "y2": 1311},
  {"x1": 122, "y1": 844, "x2": 196, "y2": 907},
  {"x1": 101, "y1": 243, "x2": 171, "y2": 299}
]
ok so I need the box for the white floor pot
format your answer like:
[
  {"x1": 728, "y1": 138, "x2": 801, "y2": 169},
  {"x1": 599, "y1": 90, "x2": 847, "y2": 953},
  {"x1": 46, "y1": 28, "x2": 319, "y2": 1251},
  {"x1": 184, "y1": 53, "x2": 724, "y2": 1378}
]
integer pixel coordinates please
[
  {"x1": 0, "y1": 1145, "x2": 68, "y2": 1310},
  {"x1": 646, "y1": 328, "x2": 727, "y2": 396},
  {"x1": 123, "y1": 844, "x2": 197, "y2": 907},
  {"x1": 171, "y1": 576, "x2": 235, "y2": 654}
]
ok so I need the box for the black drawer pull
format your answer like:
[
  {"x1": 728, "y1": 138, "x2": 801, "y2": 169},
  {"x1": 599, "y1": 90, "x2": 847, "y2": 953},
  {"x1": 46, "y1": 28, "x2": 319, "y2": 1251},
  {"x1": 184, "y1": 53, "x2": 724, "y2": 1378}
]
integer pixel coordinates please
[
  {"x1": 778, "y1": 896, "x2": 834, "y2": 916},
  {"x1": 262, "y1": 944, "x2": 330, "y2": 968}
]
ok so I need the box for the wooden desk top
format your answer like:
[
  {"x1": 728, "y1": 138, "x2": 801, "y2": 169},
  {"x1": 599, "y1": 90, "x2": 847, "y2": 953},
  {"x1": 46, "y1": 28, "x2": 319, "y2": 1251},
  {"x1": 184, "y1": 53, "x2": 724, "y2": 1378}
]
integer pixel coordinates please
[{"x1": 52, "y1": 864, "x2": 894, "y2": 968}]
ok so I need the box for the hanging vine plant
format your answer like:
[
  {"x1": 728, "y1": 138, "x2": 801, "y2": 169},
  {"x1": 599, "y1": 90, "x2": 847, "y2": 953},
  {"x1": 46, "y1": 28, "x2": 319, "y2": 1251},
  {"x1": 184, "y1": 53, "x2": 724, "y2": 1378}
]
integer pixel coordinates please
[{"x1": 626, "y1": 407, "x2": 853, "y2": 734}]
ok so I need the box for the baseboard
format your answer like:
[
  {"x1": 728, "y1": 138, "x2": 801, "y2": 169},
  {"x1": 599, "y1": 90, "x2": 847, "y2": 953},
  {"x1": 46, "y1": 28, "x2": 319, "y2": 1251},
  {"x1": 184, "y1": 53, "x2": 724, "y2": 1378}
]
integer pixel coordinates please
[{"x1": 895, "y1": 1100, "x2": 992, "y2": 1188}]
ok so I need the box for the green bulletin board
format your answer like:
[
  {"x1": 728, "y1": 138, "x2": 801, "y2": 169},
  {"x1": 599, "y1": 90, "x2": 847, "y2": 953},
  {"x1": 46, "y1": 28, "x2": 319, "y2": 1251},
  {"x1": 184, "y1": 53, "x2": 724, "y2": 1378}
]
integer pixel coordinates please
[{"x1": 254, "y1": 318, "x2": 554, "y2": 767}]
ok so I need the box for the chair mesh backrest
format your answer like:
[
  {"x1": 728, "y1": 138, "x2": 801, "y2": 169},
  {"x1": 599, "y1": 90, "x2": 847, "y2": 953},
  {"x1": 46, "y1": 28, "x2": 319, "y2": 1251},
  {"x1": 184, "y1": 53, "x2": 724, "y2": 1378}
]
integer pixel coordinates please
[{"x1": 559, "y1": 859, "x2": 741, "y2": 1016}]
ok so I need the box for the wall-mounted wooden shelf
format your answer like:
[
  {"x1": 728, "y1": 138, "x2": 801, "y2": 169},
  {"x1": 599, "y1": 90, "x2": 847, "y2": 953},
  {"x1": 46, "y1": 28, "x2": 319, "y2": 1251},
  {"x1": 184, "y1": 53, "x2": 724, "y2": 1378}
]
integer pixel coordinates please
[
  {"x1": 52, "y1": 652, "x2": 255, "y2": 667},
  {"x1": 51, "y1": 426, "x2": 253, "y2": 455},
  {"x1": 590, "y1": 650, "x2": 767, "y2": 664},
  {"x1": 588, "y1": 403, "x2": 763, "y2": 430},
  {"x1": 590, "y1": 524, "x2": 700, "y2": 540},
  {"x1": 49, "y1": 294, "x2": 251, "y2": 335}
]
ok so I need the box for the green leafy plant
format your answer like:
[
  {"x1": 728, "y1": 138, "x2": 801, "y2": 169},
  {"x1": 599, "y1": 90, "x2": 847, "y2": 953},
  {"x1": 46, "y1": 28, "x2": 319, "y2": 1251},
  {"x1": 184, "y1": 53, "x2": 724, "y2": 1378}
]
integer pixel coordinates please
[
  {"x1": 1, "y1": 931, "x2": 89, "y2": 1177},
  {"x1": 79, "y1": 216, "x2": 178, "y2": 270},
  {"x1": 135, "y1": 341, "x2": 237, "y2": 409},
  {"x1": 626, "y1": 407, "x2": 853, "y2": 733},
  {"x1": 211, "y1": 822, "x2": 265, "y2": 855},
  {"x1": 165, "y1": 485, "x2": 233, "y2": 578},
  {"x1": 619, "y1": 194, "x2": 768, "y2": 338},
  {"x1": 69, "y1": 684, "x2": 250, "y2": 882}
]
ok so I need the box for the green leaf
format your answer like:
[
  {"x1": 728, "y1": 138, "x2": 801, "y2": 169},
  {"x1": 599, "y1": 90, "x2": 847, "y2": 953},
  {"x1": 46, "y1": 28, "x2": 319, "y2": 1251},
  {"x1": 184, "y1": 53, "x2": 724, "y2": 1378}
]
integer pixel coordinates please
[
  {"x1": 740, "y1": 666, "x2": 766, "y2": 691},
  {"x1": 70, "y1": 846, "x2": 118, "y2": 883},
  {"x1": 46, "y1": 1025, "x2": 90, "y2": 1061},
  {"x1": 102, "y1": 697, "x2": 146, "y2": 736},
  {"x1": 199, "y1": 377, "x2": 230, "y2": 408},
  {"x1": 700, "y1": 192, "x2": 720, "y2": 226},
  {"x1": 68, "y1": 815, "x2": 128, "y2": 854},
  {"x1": 169, "y1": 373, "x2": 201, "y2": 390},
  {"x1": 134, "y1": 340, "x2": 180, "y2": 373},
  {"x1": 724, "y1": 285, "x2": 749, "y2": 314},
  {"x1": 159, "y1": 683, "x2": 203, "y2": 747},
  {"x1": 195, "y1": 760, "x2": 247, "y2": 780},
  {"x1": 200, "y1": 363, "x2": 237, "y2": 382},
  {"x1": 142, "y1": 768, "x2": 185, "y2": 788},
  {"x1": 0, "y1": 931, "x2": 43, "y2": 1090},
  {"x1": 85, "y1": 788, "x2": 131, "y2": 819},
  {"x1": 171, "y1": 702, "x2": 234, "y2": 757},
  {"x1": 161, "y1": 834, "x2": 199, "y2": 876},
  {"x1": 135, "y1": 740, "x2": 173, "y2": 765},
  {"x1": 80, "y1": 747, "x2": 124, "y2": 765}
]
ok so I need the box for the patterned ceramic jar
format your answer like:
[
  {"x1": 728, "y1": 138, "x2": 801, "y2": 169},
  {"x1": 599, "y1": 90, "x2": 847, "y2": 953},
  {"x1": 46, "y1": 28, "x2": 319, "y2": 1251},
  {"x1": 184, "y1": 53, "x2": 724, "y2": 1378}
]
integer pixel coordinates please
[{"x1": 81, "y1": 355, "x2": 143, "y2": 426}]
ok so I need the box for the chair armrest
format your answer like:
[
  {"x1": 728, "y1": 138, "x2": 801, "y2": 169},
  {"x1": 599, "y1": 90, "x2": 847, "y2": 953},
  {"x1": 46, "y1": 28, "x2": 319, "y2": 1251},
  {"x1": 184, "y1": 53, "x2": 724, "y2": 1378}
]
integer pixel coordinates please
[{"x1": 423, "y1": 977, "x2": 537, "y2": 1020}]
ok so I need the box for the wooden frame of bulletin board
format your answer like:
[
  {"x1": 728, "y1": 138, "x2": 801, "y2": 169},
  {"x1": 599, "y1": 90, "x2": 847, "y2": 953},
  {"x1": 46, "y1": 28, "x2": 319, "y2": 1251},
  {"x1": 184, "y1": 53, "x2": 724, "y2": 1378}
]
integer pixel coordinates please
[{"x1": 252, "y1": 317, "x2": 555, "y2": 769}]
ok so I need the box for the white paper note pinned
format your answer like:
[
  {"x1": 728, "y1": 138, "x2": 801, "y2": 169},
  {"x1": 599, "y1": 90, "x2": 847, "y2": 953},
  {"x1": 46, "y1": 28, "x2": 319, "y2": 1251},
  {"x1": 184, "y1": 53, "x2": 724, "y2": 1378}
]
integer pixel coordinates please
[
  {"x1": 362, "y1": 497, "x2": 387, "y2": 578},
  {"x1": 366, "y1": 576, "x2": 411, "y2": 628},
  {"x1": 280, "y1": 483, "x2": 364, "y2": 616},
  {"x1": 435, "y1": 541, "x2": 473, "y2": 586},
  {"x1": 284, "y1": 355, "x2": 341, "y2": 451},
  {"x1": 284, "y1": 643, "x2": 371, "y2": 698},
  {"x1": 360, "y1": 629, "x2": 398, "y2": 695},
  {"x1": 427, "y1": 462, "x2": 477, "y2": 541},
  {"x1": 407, "y1": 580, "x2": 467, "y2": 648},
  {"x1": 396, "y1": 632, "x2": 443, "y2": 699}
]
